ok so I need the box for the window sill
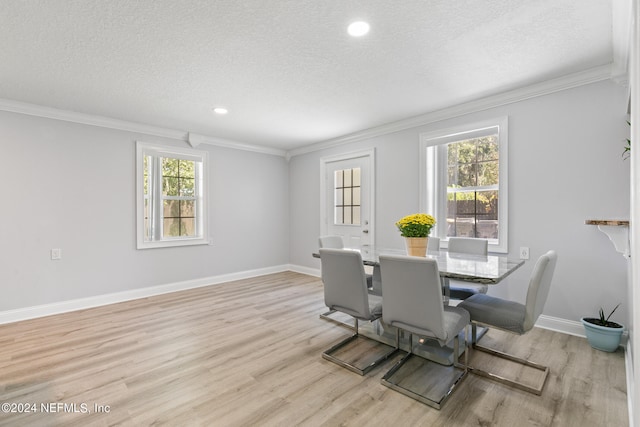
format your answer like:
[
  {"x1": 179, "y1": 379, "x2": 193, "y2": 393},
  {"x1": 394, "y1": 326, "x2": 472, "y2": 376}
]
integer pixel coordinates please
[{"x1": 137, "y1": 238, "x2": 210, "y2": 250}]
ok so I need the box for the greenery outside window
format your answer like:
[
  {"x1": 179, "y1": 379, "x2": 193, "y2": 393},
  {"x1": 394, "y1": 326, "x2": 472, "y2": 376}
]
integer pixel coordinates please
[
  {"x1": 419, "y1": 117, "x2": 508, "y2": 253},
  {"x1": 136, "y1": 142, "x2": 209, "y2": 249}
]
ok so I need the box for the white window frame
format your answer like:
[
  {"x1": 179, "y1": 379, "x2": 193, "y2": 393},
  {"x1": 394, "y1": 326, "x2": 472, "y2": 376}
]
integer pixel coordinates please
[
  {"x1": 136, "y1": 141, "x2": 209, "y2": 249},
  {"x1": 419, "y1": 116, "x2": 508, "y2": 253}
]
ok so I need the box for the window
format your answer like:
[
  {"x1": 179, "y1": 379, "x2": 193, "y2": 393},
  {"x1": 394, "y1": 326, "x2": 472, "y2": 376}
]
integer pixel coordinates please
[
  {"x1": 334, "y1": 167, "x2": 361, "y2": 225},
  {"x1": 136, "y1": 142, "x2": 208, "y2": 249},
  {"x1": 420, "y1": 117, "x2": 508, "y2": 253}
]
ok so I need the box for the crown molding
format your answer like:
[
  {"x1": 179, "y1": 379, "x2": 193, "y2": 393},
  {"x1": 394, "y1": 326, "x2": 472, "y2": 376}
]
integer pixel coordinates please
[
  {"x1": 187, "y1": 132, "x2": 286, "y2": 157},
  {"x1": 0, "y1": 98, "x2": 189, "y2": 140},
  {"x1": 0, "y1": 62, "x2": 616, "y2": 161},
  {"x1": 286, "y1": 64, "x2": 614, "y2": 158},
  {"x1": 0, "y1": 98, "x2": 287, "y2": 158}
]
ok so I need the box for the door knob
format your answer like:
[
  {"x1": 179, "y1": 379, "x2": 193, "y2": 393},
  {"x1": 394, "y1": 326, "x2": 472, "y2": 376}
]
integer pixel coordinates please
[{"x1": 363, "y1": 229, "x2": 369, "y2": 234}]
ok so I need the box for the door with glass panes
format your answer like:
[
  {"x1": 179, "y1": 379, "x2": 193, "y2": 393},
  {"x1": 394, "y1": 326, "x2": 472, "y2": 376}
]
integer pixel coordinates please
[{"x1": 323, "y1": 154, "x2": 372, "y2": 248}]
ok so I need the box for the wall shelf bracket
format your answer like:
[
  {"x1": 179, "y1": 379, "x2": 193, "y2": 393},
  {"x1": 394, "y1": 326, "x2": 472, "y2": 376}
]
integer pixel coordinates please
[{"x1": 585, "y1": 220, "x2": 630, "y2": 258}]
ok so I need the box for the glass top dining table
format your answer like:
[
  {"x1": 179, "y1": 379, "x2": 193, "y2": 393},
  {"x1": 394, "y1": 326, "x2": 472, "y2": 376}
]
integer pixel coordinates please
[
  {"x1": 313, "y1": 245, "x2": 526, "y2": 365},
  {"x1": 314, "y1": 246, "x2": 525, "y2": 285}
]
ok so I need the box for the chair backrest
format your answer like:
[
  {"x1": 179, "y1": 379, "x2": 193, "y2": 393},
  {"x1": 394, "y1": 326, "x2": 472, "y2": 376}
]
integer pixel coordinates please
[
  {"x1": 448, "y1": 237, "x2": 488, "y2": 255},
  {"x1": 427, "y1": 236, "x2": 440, "y2": 251},
  {"x1": 379, "y1": 254, "x2": 447, "y2": 341},
  {"x1": 318, "y1": 235, "x2": 344, "y2": 249},
  {"x1": 319, "y1": 248, "x2": 371, "y2": 319},
  {"x1": 523, "y1": 250, "x2": 558, "y2": 331}
]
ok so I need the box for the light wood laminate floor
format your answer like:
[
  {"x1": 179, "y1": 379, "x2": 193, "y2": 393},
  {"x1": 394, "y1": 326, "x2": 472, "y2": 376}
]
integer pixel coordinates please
[{"x1": 0, "y1": 272, "x2": 628, "y2": 426}]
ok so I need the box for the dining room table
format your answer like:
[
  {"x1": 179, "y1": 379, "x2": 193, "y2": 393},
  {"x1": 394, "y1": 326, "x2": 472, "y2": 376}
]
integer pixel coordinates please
[
  {"x1": 313, "y1": 245, "x2": 524, "y2": 292},
  {"x1": 313, "y1": 245, "x2": 526, "y2": 365}
]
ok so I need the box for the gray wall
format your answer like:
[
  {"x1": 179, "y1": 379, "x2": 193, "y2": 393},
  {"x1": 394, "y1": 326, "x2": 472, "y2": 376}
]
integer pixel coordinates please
[
  {"x1": 289, "y1": 80, "x2": 631, "y2": 326},
  {"x1": 0, "y1": 110, "x2": 290, "y2": 311},
  {"x1": 0, "y1": 79, "x2": 630, "y2": 328}
]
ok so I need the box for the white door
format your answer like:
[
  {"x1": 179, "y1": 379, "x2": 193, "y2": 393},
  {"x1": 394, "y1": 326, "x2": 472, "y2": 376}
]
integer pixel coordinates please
[{"x1": 321, "y1": 150, "x2": 374, "y2": 248}]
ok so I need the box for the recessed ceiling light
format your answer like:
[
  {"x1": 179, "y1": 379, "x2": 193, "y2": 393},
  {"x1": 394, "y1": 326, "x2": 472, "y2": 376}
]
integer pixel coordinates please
[
  {"x1": 348, "y1": 21, "x2": 370, "y2": 37},
  {"x1": 213, "y1": 107, "x2": 228, "y2": 115}
]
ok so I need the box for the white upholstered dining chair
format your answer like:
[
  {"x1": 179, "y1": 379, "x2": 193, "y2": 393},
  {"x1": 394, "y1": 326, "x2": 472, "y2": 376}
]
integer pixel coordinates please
[
  {"x1": 319, "y1": 248, "x2": 398, "y2": 375},
  {"x1": 318, "y1": 235, "x2": 345, "y2": 249},
  {"x1": 379, "y1": 254, "x2": 470, "y2": 409},
  {"x1": 447, "y1": 237, "x2": 489, "y2": 300},
  {"x1": 318, "y1": 235, "x2": 373, "y2": 289},
  {"x1": 458, "y1": 250, "x2": 558, "y2": 395}
]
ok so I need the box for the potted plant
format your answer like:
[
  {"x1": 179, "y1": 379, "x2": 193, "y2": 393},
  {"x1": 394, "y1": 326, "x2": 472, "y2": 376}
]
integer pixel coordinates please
[
  {"x1": 581, "y1": 304, "x2": 624, "y2": 352},
  {"x1": 395, "y1": 213, "x2": 436, "y2": 257}
]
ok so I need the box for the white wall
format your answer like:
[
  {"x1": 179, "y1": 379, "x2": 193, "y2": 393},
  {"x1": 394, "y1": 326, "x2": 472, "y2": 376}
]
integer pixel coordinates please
[
  {"x1": 0, "y1": 110, "x2": 290, "y2": 312},
  {"x1": 290, "y1": 80, "x2": 631, "y2": 326},
  {"x1": 0, "y1": 78, "x2": 630, "y2": 330}
]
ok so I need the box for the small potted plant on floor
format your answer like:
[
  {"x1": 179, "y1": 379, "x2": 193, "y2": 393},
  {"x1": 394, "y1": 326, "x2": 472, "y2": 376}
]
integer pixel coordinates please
[{"x1": 581, "y1": 304, "x2": 624, "y2": 352}]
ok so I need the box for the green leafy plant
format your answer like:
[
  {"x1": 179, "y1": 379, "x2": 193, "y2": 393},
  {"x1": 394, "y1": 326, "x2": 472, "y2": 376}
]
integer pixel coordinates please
[{"x1": 584, "y1": 304, "x2": 622, "y2": 328}]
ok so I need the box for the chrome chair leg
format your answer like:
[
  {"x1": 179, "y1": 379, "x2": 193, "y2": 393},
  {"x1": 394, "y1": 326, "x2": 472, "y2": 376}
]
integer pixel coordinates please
[
  {"x1": 322, "y1": 318, "x2": 398, "y2": 375},
  {"x1": 468, "y1": 323, "x2": 550, "y2": 395},
  {"x1": 320, "y1": 309, "x2": 356, "y2": 330},
  {"x1": 380, "y1": 328, "x2": 469, "y2": 409}
]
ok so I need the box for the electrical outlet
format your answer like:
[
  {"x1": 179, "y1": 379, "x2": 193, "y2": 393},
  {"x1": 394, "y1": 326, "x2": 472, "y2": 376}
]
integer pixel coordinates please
[
  {"x1": 51, "y1": 248, "x2": 62, "y2": 260},
  {"x1": 520, "y1": 246, "x2": 530, "y2": 260}
]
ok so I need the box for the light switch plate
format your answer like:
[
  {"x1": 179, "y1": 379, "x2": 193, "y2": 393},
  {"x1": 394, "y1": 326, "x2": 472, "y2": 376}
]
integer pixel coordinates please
[{"x1": 51, "y1": 248, "x2": 62, "y2": 260}]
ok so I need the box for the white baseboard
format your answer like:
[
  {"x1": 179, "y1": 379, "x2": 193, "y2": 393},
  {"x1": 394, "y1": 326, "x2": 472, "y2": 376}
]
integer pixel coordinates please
[
  {"x1": 288, "y1": 264, "x2": 320, "y2": 277},
  {"x1": 0, "y1": 264, "x2": 290, "y2": 325},
  {"x1": 535, "y1": 314, "x2": 586, "y2": 337},
  {"x1": 0, "y1": 266, "x2": 616, "y2": 345}
]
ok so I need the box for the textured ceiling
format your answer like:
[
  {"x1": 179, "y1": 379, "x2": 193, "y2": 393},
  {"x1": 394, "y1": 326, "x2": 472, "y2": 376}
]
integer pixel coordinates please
[{"x1": 0, "y1": 0, "x2": 614, "y2": 150}]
